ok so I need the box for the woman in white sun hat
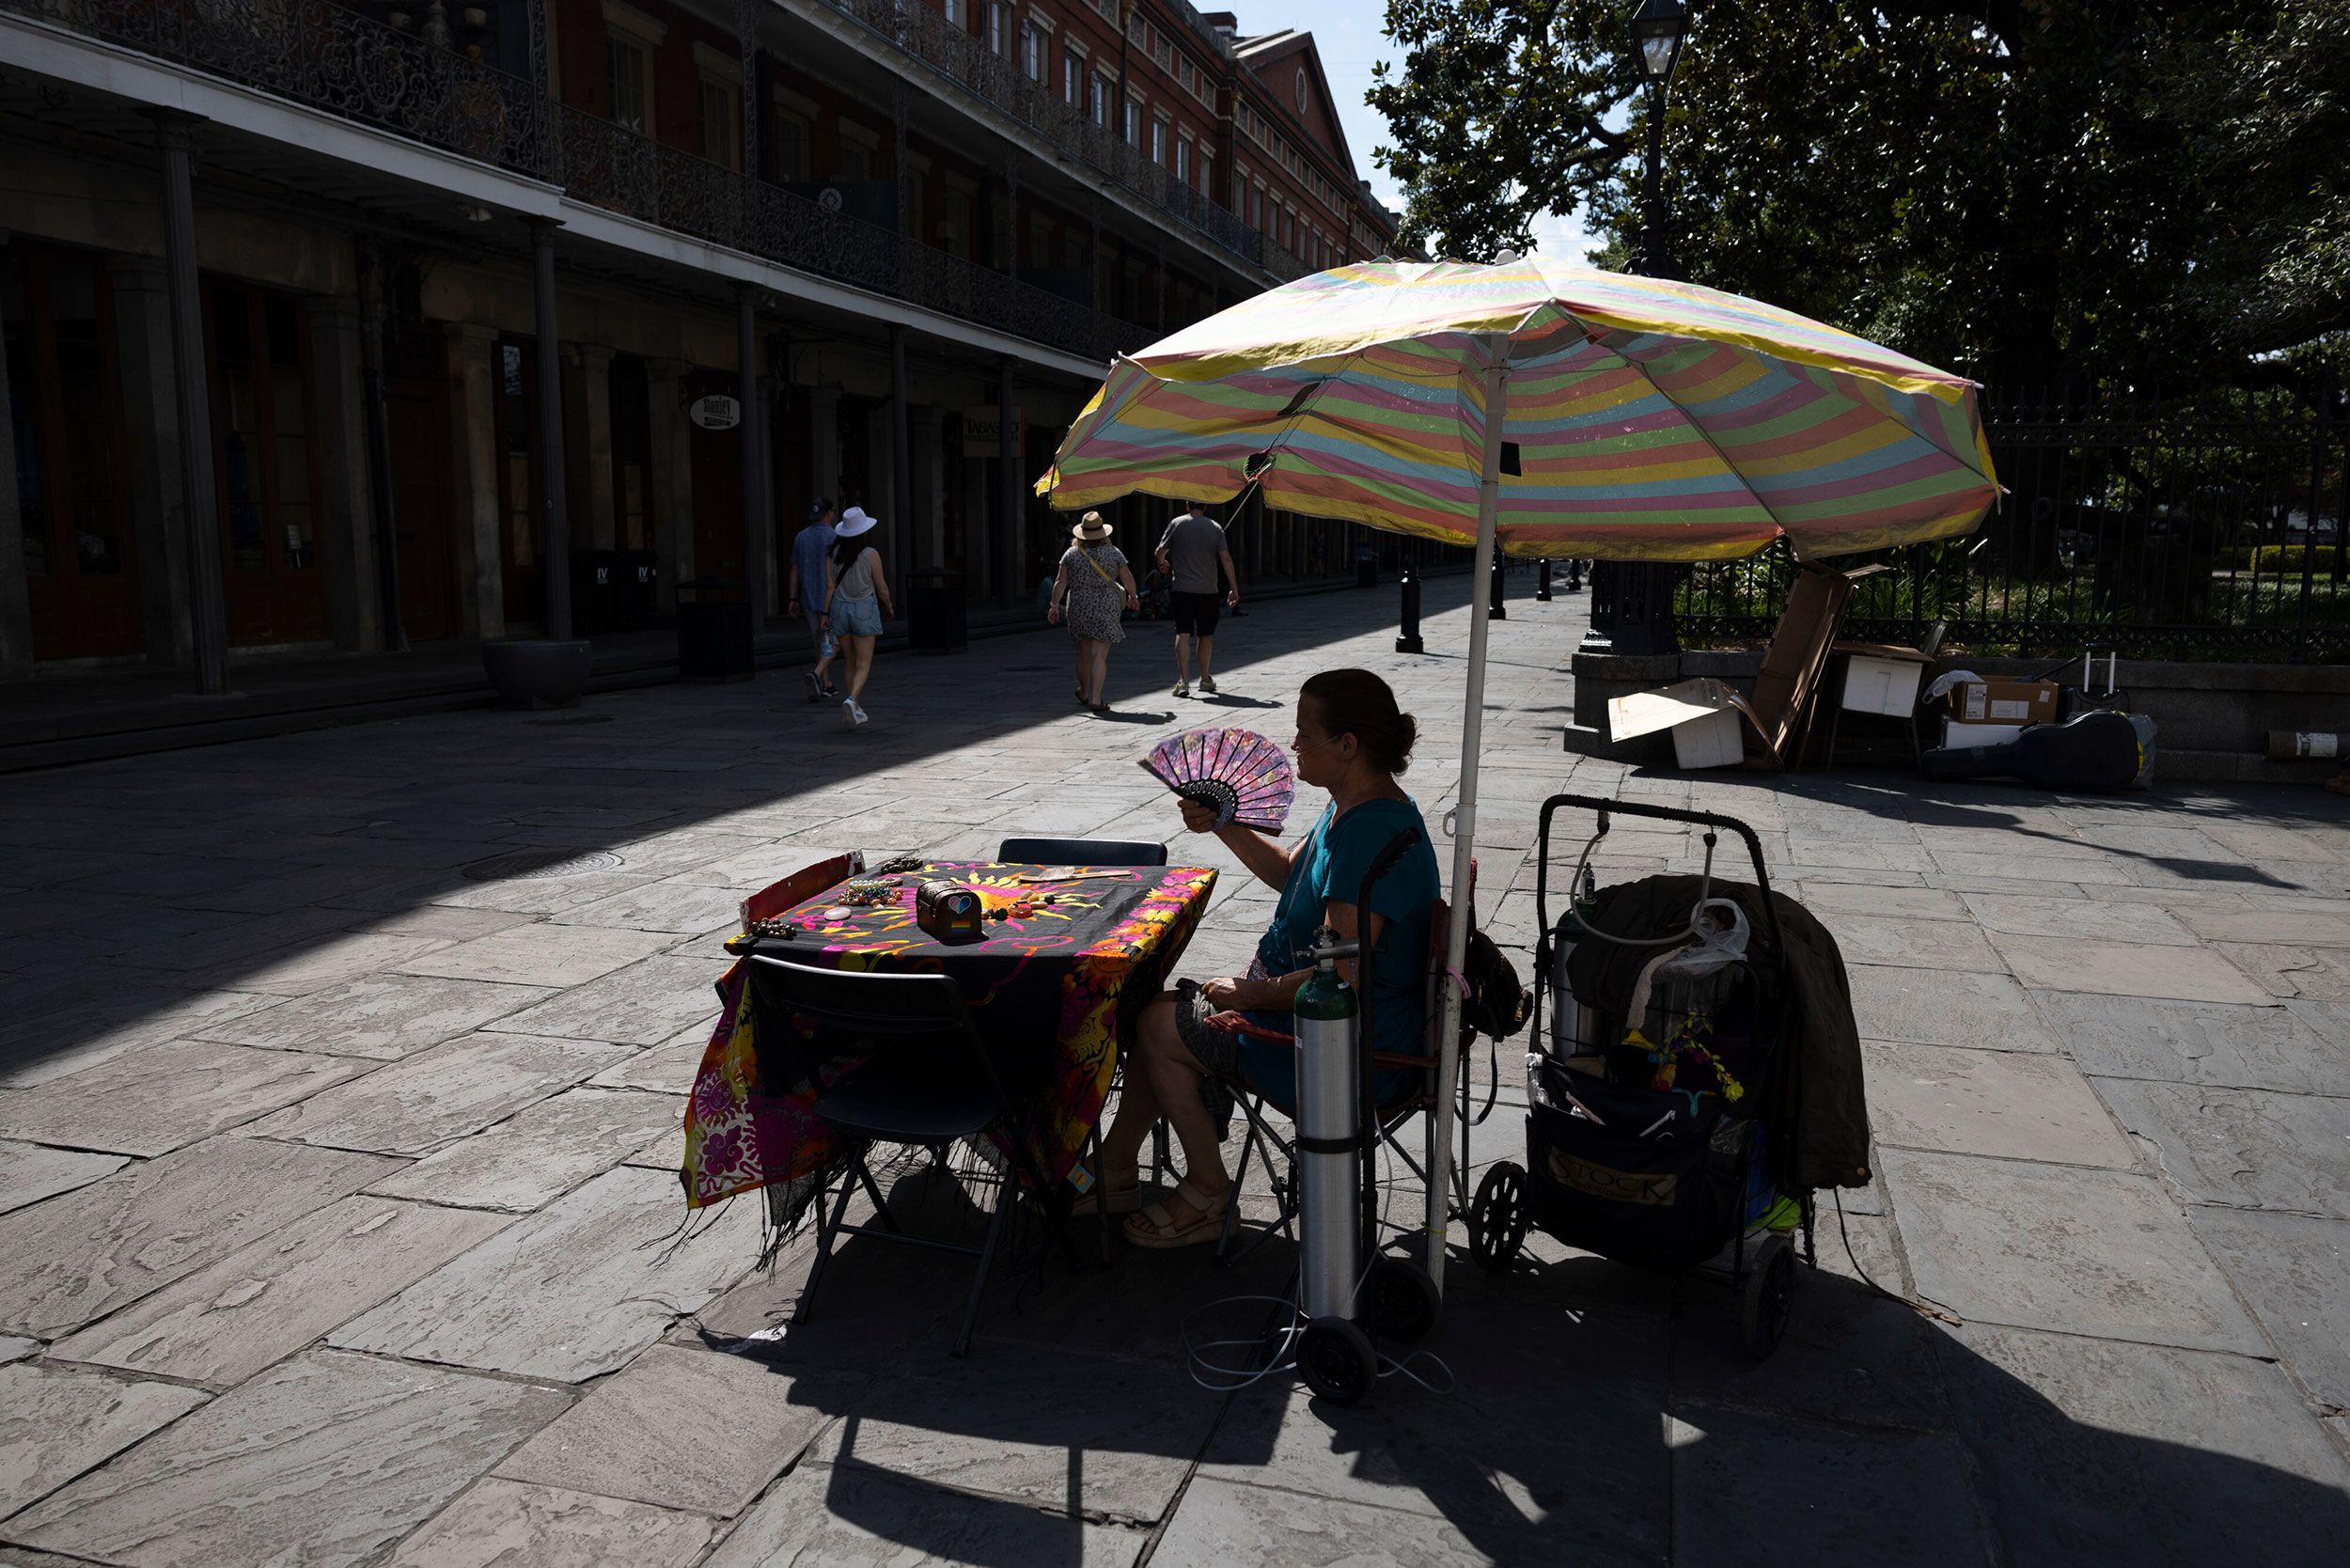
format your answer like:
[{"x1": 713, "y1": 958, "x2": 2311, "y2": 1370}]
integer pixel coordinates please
[
  {"x1": 821, "y1": 506, "x2": 893, "y2": 729},
  {"x1": 1047, "y1": 511, "x2": 1139, "y2": 713}
]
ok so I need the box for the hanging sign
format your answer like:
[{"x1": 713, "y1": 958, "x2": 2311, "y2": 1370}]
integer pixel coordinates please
[
  {"x1": 689, "y1": 394, "x2": 742, "y2": 431},
  {"x1": 961, "y1": 403, "x2": 1025, "y2": 458}
]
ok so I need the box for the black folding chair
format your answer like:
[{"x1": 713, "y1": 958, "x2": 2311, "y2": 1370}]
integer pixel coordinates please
[
  {"x1": 745, "y1": 955, "x2": 1079, "y2": 1357},
  {"x1": 995, "y1": 837, "x2": 1167, "y2": 867}
]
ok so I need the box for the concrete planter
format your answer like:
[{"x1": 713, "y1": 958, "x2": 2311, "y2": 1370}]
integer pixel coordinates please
[{"x1": 481, "y1": 639, "x2": 591, "y2": 709}]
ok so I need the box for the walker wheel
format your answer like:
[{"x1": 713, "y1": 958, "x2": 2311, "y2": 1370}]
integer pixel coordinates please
[
  {"x1": 1468, "y1": 1162, "x2": 1529, "y2": 1273},
  {"x1": 1361, "y1": 1257, "x2": 1441, "y2": 1345},
  {"x1": 1298, "y1": 1315, "x2": 1377, "y2": 1406},
  {"x1": 1739, "y1": 1234, "x2": 1797, "y2": 1361}
]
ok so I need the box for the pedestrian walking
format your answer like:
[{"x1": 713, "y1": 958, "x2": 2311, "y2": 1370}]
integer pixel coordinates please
[
  {"x1": 1156, "y1": 499, "x2": 1240, "y2": 698},
  {"x1": 786, "y1": 495, "x2": 838, "y2": 701},
  {"x1": 1048, "y1": 511, "x2": 1139, "y2": 713},
  {"x1": 822, "y1": 506, "x2": 893, "y2": 729}
]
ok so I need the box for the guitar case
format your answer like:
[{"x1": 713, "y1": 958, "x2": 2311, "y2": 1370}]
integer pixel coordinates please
[{"x1": 1919, "y1": 709, "x2": 2145, "y2": 792}]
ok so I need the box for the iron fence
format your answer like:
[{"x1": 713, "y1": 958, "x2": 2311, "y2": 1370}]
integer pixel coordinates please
[
  {"x1": 557, "y1": 107, "x2": 1153, "y2": 365},
  {"x1": 2, "y1": 0, "x2": 554, "y2": 178},
  {"x1": 1674, "y1": 382, "x2": 2350, "y2": 662},
  {"x1": 819, "y1": 0, "x2": 1266, "y2": 270}
]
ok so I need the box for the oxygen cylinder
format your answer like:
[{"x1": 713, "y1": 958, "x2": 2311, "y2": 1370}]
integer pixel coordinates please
[{"x1": 1292, "y1": 929, "x2": 1361, "y2": 1324}]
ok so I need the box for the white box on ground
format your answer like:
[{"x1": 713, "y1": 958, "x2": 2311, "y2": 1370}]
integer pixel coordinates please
[
  {"x1": 1939, "y1": 718, "x2": 2026, "y2": 748},
  {"x1": 1842, "y1": 653, "x2": 1926, "y2": 716},
  {"x1": 1608, "y1": 678, "x2": 1755, "y2": 770}
]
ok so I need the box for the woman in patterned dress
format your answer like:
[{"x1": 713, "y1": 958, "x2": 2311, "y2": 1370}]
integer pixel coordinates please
[{"x1": 1047, "y1": 512, "x2": 1139, "y2": 713}]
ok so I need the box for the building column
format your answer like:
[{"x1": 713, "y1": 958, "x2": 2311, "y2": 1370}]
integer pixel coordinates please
[
  {"x1": 736, "y1": 0, "x2": 760, "y2": 180},
  {"x1": 0, "y1": 290, "x2": 24, "y2": 678},
  {"x1": 305, "y1": 296, "x2": 379, "y2": 653},
  {"x1": 736, "y1": 285, "x2": 770, "y2": 625},
  {"x1": 996, "y1": 354, "x2": 1019, "y2": 607},
  {"x1": 445, "y1": 323, "x2": 505, "y2": 641},
  {"x1": 1003, "y1": 147, "x2": 1021, "y2": 275},
  {"x1": 563, "y1": 343, "x2": 617, "y2": 550},
  {"x1": 910, "y1": 405, "x2": 945, "y2": 571},
  {"x1": 530, "y1": 219, "x2": 572, "y2": 638},
  {"x1": 888, "y1": 325, "x2": 912, "y2": 580},
  {"x1": 1153, "y1": 235, "x2": 1166, "y2": 334},
  {"x1": 645, "y1": 356, "x2": 692, "y2": 615},
  {"x1": 102, "y1": 258, "x2": 191, "y2": 671},
  {"x1": 805, "y1": 384, "x2": 838, "y2": 504},
  {"x1": 154, "y1": 111, "x2": 227, "y2": 691}
]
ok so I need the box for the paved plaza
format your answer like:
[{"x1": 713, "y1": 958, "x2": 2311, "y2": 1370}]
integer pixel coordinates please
[{"x1": 2, "y1": 574, "x2": 2348, "y2": 1566}]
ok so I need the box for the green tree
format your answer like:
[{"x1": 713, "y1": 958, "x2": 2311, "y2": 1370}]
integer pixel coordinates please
[{"x1": 1368, "y1": 1, "x2": 2348, "y2": 389}]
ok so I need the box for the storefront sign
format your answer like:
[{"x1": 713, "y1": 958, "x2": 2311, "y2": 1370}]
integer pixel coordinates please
[
  {"x1": 689, "y1": 394, "x2": 742, "y2": 431},
  {"x1": 961, "y1": 403, "x2": 1025, "y2": 458}
]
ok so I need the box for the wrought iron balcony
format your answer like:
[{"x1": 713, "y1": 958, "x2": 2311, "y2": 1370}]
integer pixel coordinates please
[
  {"x1": 2, "y1": 0, "x2": 555, "y2": 179},
  {"x1": 559, "y1": 107, "x2": 1154, "y2": 364},
  {"x1": 818, "y1": 0, "x2": 1266, "y2": 272}
]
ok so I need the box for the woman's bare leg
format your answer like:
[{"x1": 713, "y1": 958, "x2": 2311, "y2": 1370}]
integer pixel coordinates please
[
  {"x1": 844, "y1": 635, "x2": 874, "y2": 702},
  {"x1": 1136, "y1": 1003, "x2": 1230, "y2": 1221},
  {"x1": 1099, "y1": 996, "x2": 1170, "y2": 1169}
]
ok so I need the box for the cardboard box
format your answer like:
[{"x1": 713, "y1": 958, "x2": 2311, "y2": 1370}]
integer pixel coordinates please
[
  {"x1": 1608, "y1": 678, "x2": 1757, "y2": 770},
  {"x1": 1837, "y1": 642, "x2": 1930, "y2": 717},
  {"x1": 1747, "y1": 563, "x2": 1888, "y2": 766},
  {"x1": 1938, "y1": 718, "x2": 2027, "y2": 749},
  {"x1": 1949, "y1": 679, "x2": 2059, "y2": 727}
]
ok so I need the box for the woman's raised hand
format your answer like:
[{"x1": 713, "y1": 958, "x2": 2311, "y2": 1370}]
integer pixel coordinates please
[{"x1": 1178, "y1": 798, "x2": 1219, "y2": 835}]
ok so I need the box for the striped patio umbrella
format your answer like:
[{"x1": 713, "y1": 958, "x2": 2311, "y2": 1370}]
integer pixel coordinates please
[
  {"x1": 1038, "y1": 257, "x2": 1998, "y2": 1302},
  {"x1": 1041, "y1": 256, "x2": 1998, "y2": 562}
]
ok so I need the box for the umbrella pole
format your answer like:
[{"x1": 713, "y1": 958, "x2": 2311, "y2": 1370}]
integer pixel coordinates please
[{"x1": 1426, "y1": 339, "x2": 1508, "y2": 1289}]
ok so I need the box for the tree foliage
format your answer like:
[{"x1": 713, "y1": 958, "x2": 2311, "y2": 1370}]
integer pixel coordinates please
[{"x1": 1367, "y1": 1, "x2": 2348, "y2": 389}]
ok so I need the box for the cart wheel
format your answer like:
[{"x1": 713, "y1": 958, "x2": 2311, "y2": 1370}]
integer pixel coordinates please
[
  {"x1": 1468, "y1": 1162, "x2": 1529, "y2": 1273},
  {"x1": 1298, "y1": 1315, "x2": 1377, "y2": 1405},
  {"x1": 1739, "y1": 1235, "x2": 1796, "y2": 1360},
  {"x1": 1361, "y1": 1257, "x2": 1441, "y2": 1345}
]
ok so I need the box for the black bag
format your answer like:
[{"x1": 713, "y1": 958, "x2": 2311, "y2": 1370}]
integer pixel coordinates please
[
  {"x1": 1461, "y1": 925, "x2": 1530, "y2": 1041},
  {"x1": 1524, "y1": 1060, "x2": 1752, "y2": 1267}
]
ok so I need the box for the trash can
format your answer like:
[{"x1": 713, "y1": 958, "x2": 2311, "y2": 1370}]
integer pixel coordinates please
[
  {"x1": 908, "y1": 569, "x2": 966, "y2": 654},
  {"x1": 676, "y1": 578, "x2": 755, "y2": 682},
  {"x1": 615, "y1": 550, "x2": 659, "y2": 632},
  {"x1": 569, "y1": 550, "x2": 620, "y2": 635}
]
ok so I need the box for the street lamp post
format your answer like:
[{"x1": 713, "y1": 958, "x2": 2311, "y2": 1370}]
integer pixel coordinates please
[{"x1": 1583, "y1": 0, "x2": 1692, "y2": 660}]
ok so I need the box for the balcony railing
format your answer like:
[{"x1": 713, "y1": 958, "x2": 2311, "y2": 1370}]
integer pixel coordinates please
[
  {"x1": 8, "y1": 0, "x2": 1155, "y2": 362},
  {"x1": 818, "y1": 0, "x2": 1266, "y2": 272},
  {"x1": 560, "y1": 108, "x2": 1153, "y2": 365},
  {"x1": 2, "y1": 0, "x2": 554, "y2": 179}
]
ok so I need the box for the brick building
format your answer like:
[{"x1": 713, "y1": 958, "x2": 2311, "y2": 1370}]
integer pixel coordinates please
[{"x1": 0, "y1": 0, "x2": 1402, "y2": 684}]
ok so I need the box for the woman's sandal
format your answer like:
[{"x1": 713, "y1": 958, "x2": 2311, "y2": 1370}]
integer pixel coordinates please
[
  {"x1": 1122, "y1": 1180, "x2": 1231, "y2": 1249},
  {"x1": 1068, "y1": 1165, "x2": 1143, "y2": 1217}
]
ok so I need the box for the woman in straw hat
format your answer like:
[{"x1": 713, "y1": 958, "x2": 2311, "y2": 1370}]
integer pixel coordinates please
[
  {"x1": 1047, "y1": 511, "x2": 1139, "y2": 713},
  {"x1": 821, "y1": 506, "x2": 894, "y2": 729}
]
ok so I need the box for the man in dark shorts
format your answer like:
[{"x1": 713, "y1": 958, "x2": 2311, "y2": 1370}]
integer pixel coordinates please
[{"x1": 1155, "y1": 501, "x2": 1240, "y2": 698}]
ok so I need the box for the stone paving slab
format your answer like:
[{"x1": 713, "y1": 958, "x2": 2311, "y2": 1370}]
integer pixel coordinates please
[
  {"x1": 1846, "y1": 965, "x2": 2060, "y2": 1051},
  {"x1": 1863, "y1": 1041, "x2": 2137, "y2": 1168},
  {"x1": 491, "y1": 956, "x2": 728, "y2": 1046},
  {"x1": 1668, "y1": 1404, "x2": 1989, "y2": 1568},
  {"x1": 2032, "y1": 991, "x2": 2350, "y2": 1093},
  {"x1": 244, "y1": 1031, "x2": 629, "y2": 1155},
  {"x1": 382, "y1": 1478, "x2": 713, "y2": 1568},
  {"x1": 701, "y1": 1461, "x2": 1148, "y2": 1568},
  {"x1": 0, "y1": 1143, "x2": 126, "y2": 1217},
  {"x1": 2093, "y1": 1079, "x2": 2350, "y2": 1219},
  {"x1": 395, "y1": 922, "x2": 677, "y2": 988},
  {"x1": 0, "y1": 1362, "x2": 208, "y2": 1523},
  {"x1": 50, "y1": 1195, "x2": 511, "y2": 1387},
  {"x1": 0, "y1": 1137, "x2": 400, "y2": 1339},
  {"x1": 0, "y1": 988, "x2": 284, "y2": 1089},
  {"x1": 1821, "y1": 917, "x2": 2003, "y2": 972},
  {"x1": 0, "y1": 1041, "x2": 370, "y2": 1156},
  {"x1": 1152, "y1": 1478, "x2": 1560, "y2": 1568},
  {"x1": 588, "y1": 1029, "x2": 712, "y2": 1093},
  {"x1": 1960, "y1": 892, "x2": 2201, "y2": 946},
  {"x1": 1880, "y1": 1149, "x2": 2267, "y2": 1355},
  {"x1": 331, "y1": 1166, "x2": 760, "y2": 1381},
  {"x1": 1990, "y1": 934, "x2": 2277, "y2": 1004},
  {"x1": 2216, "y1": 942, "x2": 2350, "y2": 1002},
  {"x1": 495, "y1": 1343, "x2": 856, "y2": 1517},
  {"x1": 2, "y1": 1348, "x2": 570, "y2": 1568},
  {"x1": 1935, "y1": 1323, "x2": 2350, "y2": 1568},
  {"x1": 2186, "y1": 1205, "x2": 2350, "y2": 1409},
  {"x1": 367, "y1": 1086, "x2": 682, "y2": 1211},
  {"x1": 192, "y1": 972, "x2": 553, "y2": 1058},
  {"x1": 551, "y1": 878, "x2": 771, "y2": 935}
]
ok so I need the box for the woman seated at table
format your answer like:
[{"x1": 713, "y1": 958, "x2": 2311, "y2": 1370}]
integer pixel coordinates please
[{"x1": 1082, "y1": 667, "x2": 1443, "y2": 1247}]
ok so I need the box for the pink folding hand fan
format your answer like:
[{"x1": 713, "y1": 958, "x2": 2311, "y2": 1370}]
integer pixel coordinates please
[{"x1": 1139, "y1": 728, "x2": 1294, "y2": 832}]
